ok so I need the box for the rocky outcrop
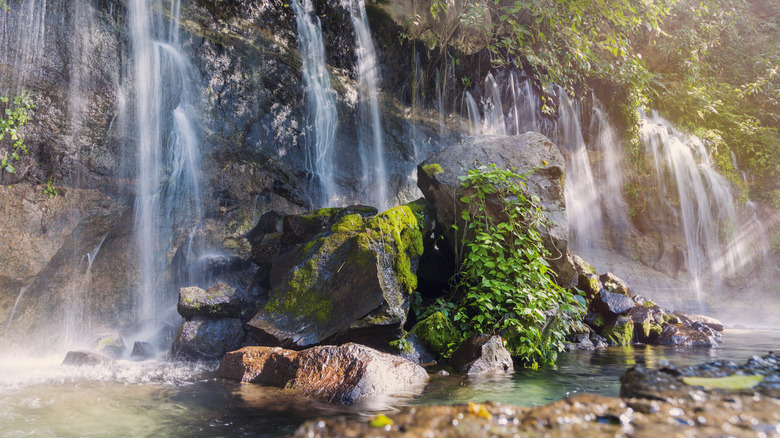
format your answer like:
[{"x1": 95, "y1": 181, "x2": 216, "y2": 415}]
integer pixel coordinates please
[
  {"x1": 217, "y1": 343, "x2": 428, "y2": 404},
  {"x1": 450, "y1": 334, "x2": 514, "y2": 375},
  {"x1": 177, "y1": 283, "x2": 245, "y2": 320},
  {"x1": 171, "y1": 317, "x2": 245, "y2": 360},
  {"x1": 61, "y1": 350, "x2": 115, "y2": 366},
  {"x1": 417, "y1": 133, "x2": 576, "y2": 287},
  {"x1": 247, "y1": 203, "x2": 430, "y2": 349}
]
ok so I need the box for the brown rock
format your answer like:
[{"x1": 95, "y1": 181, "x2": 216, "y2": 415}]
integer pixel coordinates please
[{"x1": 218, "y1": 343, "x2": 428, "y2": 404}]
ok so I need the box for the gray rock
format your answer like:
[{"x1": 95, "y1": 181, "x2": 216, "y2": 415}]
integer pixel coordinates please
[
  {"x1": 171, "y1": 317, "x2": 244, "y2": 360},
  {"x1": 62, "y1": 350, "x2": 115, "y2": 366},
  {"x1": 417, "y1": 133, "x2": 576, "y2": 287},
  {"x1": 398, "y1": 333, "x2": 436, "y2": 365},
  {"x1": 599, "y1": 272, "x2": 632, "y2": 297},
  {"x1": 673, "y1": 311, "x2": 724, "y2": 332},
  {"x1": 450, "y1": 334, "x2": 514, "y2": 375},
  {"x1": 131, "y1": 342, "x2": 155, "y2": 360},
  {"x1": 91, "y1": 331, "x2": 126, "y2": 359},
  {"x1": 217, "y1": 343, "x2": 428, "y2": 404},
  {"x1": 593, "y1": 289, "x2": 635, "y2": 316},
  {"x1": 177, "y1": 283, "x2": 244, "y2": 320}
]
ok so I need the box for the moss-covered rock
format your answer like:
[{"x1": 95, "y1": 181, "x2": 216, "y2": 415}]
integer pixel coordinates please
[
  {"x1": 572, "y1": 254, "x2": 602, "y2": 301},
  {"x1": 602, "y1": 316, "x2": 635, "y2": 345},
  {"x1": 410, "y1": 311, "x2": 460, "y2": 358},
  {"x1": 248, "y1": 204, "x2": 425, "y2": 349},
  {"x1": 177, "y1": 283, "x2": 244, "y2": 320}
]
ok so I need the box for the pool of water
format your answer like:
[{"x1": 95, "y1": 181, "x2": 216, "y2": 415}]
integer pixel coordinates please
[{"x1": 1, "y1": 329, "x2": 778, "y2": 437}]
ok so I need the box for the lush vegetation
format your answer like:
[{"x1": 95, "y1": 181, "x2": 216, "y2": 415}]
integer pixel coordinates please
[
  {"x1": 417, "y1": 165, "x2": 584, "y2": 367},
  {"x1": 0, "y1": 92, "x2": 32, "y2": 175}
]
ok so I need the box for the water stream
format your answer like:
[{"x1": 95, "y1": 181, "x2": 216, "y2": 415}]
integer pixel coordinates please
[
  {"x1": 129, "y1": 0, "x2": 203, "y2": 341},
  {"x1": 0, "y1": 329, "x2": 777, "y2": 436},
  {"x1": 293, "y1": 0, "x2": 338, "y2": 208},
  {"x1": 342, "y1": 0, "x2": 388, "y2": 210}
]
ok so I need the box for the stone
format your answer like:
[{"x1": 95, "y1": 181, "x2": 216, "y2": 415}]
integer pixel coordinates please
[
  {"x1": 601, "y1": 316, "x2": 635, "y2": 345},
  {"x1": 248, "y1": 204, "x2": 426, "y2": 349},
  {"x1": 131, "y1": 342, "x2": 155, "y2": 360},
  {"x1": 599, "y1": 272, "x2": 632, "y2": 296},
  {"x1": 590, "y1": 333, "x2": 609, "y2": 348},
  {"x1": 177, "y1": 283, "x2": 244, "y2": 320},
  {"x1": 62, "y1": 350, "x2": 115, "y2": 366},
  {"x1": 657, "y1": 324, "x2": 719, "y2": 347},
  {"x1": 572, "y1": 254, "x2": 602, "y2": 300},
  {"x1": 450, "y1": 334, "x2": 514, "y2": 375},
  {"x1": 396, "y1": 333, "x2": 436, "y2": 365},
  {"x1": 417, "y1": 133, "x2": 576, "y2": 287},
  {"x1": 217, "y1": 343, "x2": 428, "y2": 404},
  {"x1": 592, "y1": 289, "x2": 635, "y2": 316},
  {"x1": 91, "y1": 331, "x2": 126, "y2": 359},
  {"x1": 410, "y1": 312, "x2": 460, "y2": 358},
  {"x1": 626, "y1": 305, "x2": 662, "y2": 343},
  {"x1": 171, "y1": 317, "x2": 244, "y2": 360},
  {"x1": 673, "y1": 311, "x2": 724, "y2": 332}
]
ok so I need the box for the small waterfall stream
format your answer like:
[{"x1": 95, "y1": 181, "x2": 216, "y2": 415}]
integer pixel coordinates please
[
  {"x1": 342, "y1": 0, "x2": 388, "y2": 210},
  {"x1": 293, "y1": 0, "x2": 338, "y2": 208},
  {"x1": 129, "y1": 0, "x2": 203, "y2": 340}
]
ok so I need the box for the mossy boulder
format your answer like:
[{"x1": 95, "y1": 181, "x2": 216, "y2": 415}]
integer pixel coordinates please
[
  {"x1": 410, "y1": 311, "x2": 460, "y2": 358},
  {"x1": 602, "y1": 316, "x2": 635, "y2": 345},
  {"x1": 599, "y1": 272, "x2": 632, "y2": 297},
  {"x1": 177, "y1": 283, "x2": 244, "y2": 320},
  {"x1": 248, "y1": 204, "x2": 426, "y2": 349},
  {"x1": 572, "y1": 254, "x2": 602, "y2": 301},
  {"x1": 91, "y1": 331, "x2": 126, "y2": 359}
]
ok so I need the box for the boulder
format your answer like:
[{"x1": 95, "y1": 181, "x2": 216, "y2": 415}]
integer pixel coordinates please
[
  {"x1": 91, "y1": 331, "x2": 126, "y2": 359},
  {"x1": 417, "y1": 133, "x2": 576, "y2": 287},
  {"x1": 217, "y1": 343, "x2": 428, "y2": 404},
  {"x1": 177, "y1": 283, "x2": 244, "y2": 320},
  {"x1": 673, "y1": 311, "x2": 724, "y2": 332},
  {"x1": 572, "y1": 254, "x2": 602, "y2": 300},
  {"x1": 450, "y1": 334, "x2": 514, "y2": 375},
  {"x1": 599, "y1": 272, "x2": 632, "y2": 297},
  {"x1": 410, "y1": 311, "x2": 460, "y2": 358},
  {"x1": 626, "y1": 306, "x2": 662, "y2": 343},
  {"x1": 601, "y1": 316, "x2": 635, "y2": 345},
  {"x1": 247, "y1": 204, "x2": 427, "y2": 348},
  {"x1": 131, "y1": 341, "x2": 155, "y2": 360},
  {"x1": 396, "y1": 333, "x2": 436, "y2": 365},
  {"x1": 591, "y1": 289, "x2": 635, "y2": 316},
  {"x1": 171, "y1": 317, "x2": 244, "y2": 360},
  {"x1": 61, "y1": 350, "x2": 115, "y2": 366},
  {"x1": 657, "y1": 324, "x2": 719, "y2": 347}
]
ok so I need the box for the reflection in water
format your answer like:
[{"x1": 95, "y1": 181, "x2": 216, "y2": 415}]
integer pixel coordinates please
[{"x1": 0, "y1": 330, "x2": 777, "y2": 436}]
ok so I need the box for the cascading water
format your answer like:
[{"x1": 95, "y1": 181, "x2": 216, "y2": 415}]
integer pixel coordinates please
[
  {"x1": 481, "y1": 73, "x2": 506, "y2": 136},
  {"x1": 128, "y1": 0, "x2": 203, "y2": 341},
  {"x1": 640, "y1": 111, "x2": 740, "y2": 307},
  {"x1": 342, "y1": 0, "x2": 388, "y2": 210},
  {"x1": 557, "y1": 90, "x2": 603, "y2": 253},
  {"x1": 63, "y1": 233, "x2": 107, "y2": 345},
  {"x1": 293, "y1": 0, "x2": 338, "y2": 208},
  {"x1": 508, "y1": 71, "x2": 537, "y2": 135}
]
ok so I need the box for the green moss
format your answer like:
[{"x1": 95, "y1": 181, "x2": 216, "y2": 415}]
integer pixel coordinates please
[
  {"x1": 264, "y1": 263, "x2": 332, "y2": 323},
  {"x1": 411, "y1": 312, "x2": 459, "y2": 357},
  {"x1": 642, "y1": 300, "x2": 657, "y2": 308},
  {"x1": 602, "y1": 317, "x2": 634, "y2": 345},
  {"x1": 422, "y1": 163, "x2": 444, "y2": 178},
  {"x1": 363, "y1": 206, "x2": 424, "y2": 295},
  {"x1": 592, "y1": 313, "x2": 605, "y2": 328},
  {"x1": 97, "y1": 336, "x2": 121, "y2": 349},
  {"x1": 331, "y1": 214, "x2": 365, "y2": 234}
]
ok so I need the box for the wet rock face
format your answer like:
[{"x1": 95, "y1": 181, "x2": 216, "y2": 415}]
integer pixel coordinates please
[
  {"x1": 450, "y1": 334, "x2": 514, "y2": 375},
  {"x1": 247, "y1": 203, "x2": 430, "y2": 349},
  {"x1": 61, "y1": 350, "x2": 115, "y2": 366},
  {"x1": 177, "y1": 283, "x2": 245, "y2": 320},
  {"x1": 171, "y1": 317, "x2": 245, "y2": 360},
  {"x1": 217, "y1": 343, "x2": 428, "y2": 404},
  {"x1": 592, "y1": 289, "x2": 635, "y2": 316},
  {"x1": 418, "y1": 133, "x2": 576, "y2": 287}
]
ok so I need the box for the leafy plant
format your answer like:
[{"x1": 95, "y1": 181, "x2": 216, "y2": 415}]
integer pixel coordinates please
[
  {"x1": 1, "y1": 91, "x2": 33, "y2": 174},
  {"x1": 438, "y1": 164, "x2": 584, "y2": 367}
]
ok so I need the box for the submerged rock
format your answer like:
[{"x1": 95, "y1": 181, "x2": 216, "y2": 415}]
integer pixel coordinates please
[
  {"x1": 217, "y1": 343, "x2": 428, "y2": 404},
  {"x1": 417, "y1": 133, "x2": 576, "y2": 286},
  {"x1": 62, "y1": 350, "x2": 115, "y2": 366},
  {"x1": 450, "y1": 334, "x2": 513, "y2": 375},
  {"x1": 171, "y1": 317, "x2": 244, "y2": 360},
  {"x1": 247, "y1": 204, "x2": 427, "y2": 349}
]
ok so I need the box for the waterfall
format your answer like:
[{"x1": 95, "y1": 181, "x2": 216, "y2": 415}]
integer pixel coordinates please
[
  {"x1": 481, "y1": 73, "x2": 506, "y2": 136},
  {"x1": 0, "y1": 0, "x2": 49, "y2": 94},
  {"x1": 558, "y1": 90, "x2": 603, "y2": 252},
  {"x1": 342, "y1": 0, "x2": 388, "y2": 210},
  {"x1": 63, "y1": 233, "x2": 108, "y2": 346},
  {"x1": 4, "y1": 283, "x2": 30, "y2": 337},
  {"x1": 129, "y1": 0, "x2": 203, "y2": 338},
  {"x1": 293, "y1": 0, "x2": 338, "y2": 208},
  {"x1": 508, "y1": 71, "x2": 537, "y2": 135},
  {"x1": 462, "y1": 91, "x2": 480, "y2": 135},
  {"x1": 640, "y1": 111, "x2": 739, "y2": 306}
]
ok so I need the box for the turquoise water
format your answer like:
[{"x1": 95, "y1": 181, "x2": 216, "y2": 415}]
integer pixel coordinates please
[{"x1": 0, "y1": 329, "x2": 777, "y2": 437}]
